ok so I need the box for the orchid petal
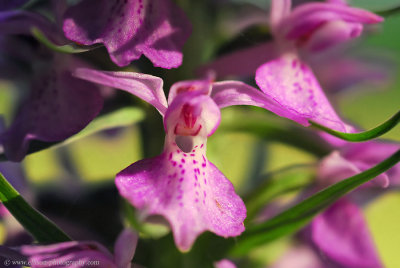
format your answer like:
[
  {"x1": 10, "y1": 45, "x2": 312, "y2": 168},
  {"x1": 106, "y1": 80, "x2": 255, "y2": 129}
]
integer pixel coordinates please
[
  {"x1": 0, "y1": 59, "x2": 103, "y2": 162},
  {"x1": 318, "y1": 150, "x2": 390, "y2": 188},
  {"x1": 269, "y1": 0, "x2": 291, "y2": 31},
  {"x1": 279, "y1": 3, "x2": 382, "y2": 41},
  {"x1": 305, "y1": 20, "x2": 363, "y2": 52},
  {"x1": 22, "y1": 241, "x2": 116, "y2": 268},
  {"x1": 74, "y1": 68, "x2": 167, "y2": 116},
  {"x1": 211, "y1": 80, "x2": 308, "y2": 124},
  {"x1": 255, "y1": 53, "x2": 348, "y2": 130},
  {"x1": 114, "y1": 229, "x2": 138, "y2": 268},
  {"x1": 116, "y1": 93, "x2": 245, "y2": 251},
  {"x1": 311, "y1": 198, "x2": 383, "y2": 268},
  {"x1": 343, "y1": 142, "x2": 400, "y2": 186},
  {"x1": 63, "y1": 0, "x2": 191, "y2": 68},
  {"x1": 165, "y1": 93, "x2": 220, "y2": 143},
  {"x1": 168, "y1": 79, "x2": 212, "y2": 104},
  {"x1": 214, "y1": 259, "x2": 237, "y2": 268},
  {"x1": 116, "y1": 151, "x2": 245, "y2": 251}
]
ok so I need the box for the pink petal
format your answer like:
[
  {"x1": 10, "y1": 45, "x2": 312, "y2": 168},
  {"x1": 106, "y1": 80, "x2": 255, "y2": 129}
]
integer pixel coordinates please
[
  {"x1": 269, "y1": 0, "x2": 292, "y2": 32},
  {"x1": 279, "y1": 2, "x2": 383, "y2": 43},
  {"x1": 318, "y1": 149, "x2": 390, "y2": 188},
  {"x1": 116, "y1": 151, "x2": 246, "y2": 251},
  {"x1": 22, "y1": 241, "x2": 116, "y2": 268},
  {"x1": 311, "y1": 198, "x2": 383, "y2": 268},
  {"x1": 304, "y1": 20, "x2": 363, "y2": 52},
  {"x1": 63, "y1": 0, "x2": 191, "y2": 68},
  {"x1": 116, "y1": 93, "x2": 245, "y2": 251},
  {"x1": 255, "y1": 53, "x2": 347, "y2": 130},
  {"x1": 164, "y1": 92, "x2": 221, "y2": 137},
  {"x1": 74, "y1": 68, "x2": 167, "y2": 116},
  {"x1": 168, "y1": 79, "x2": 213, "y2": 104},
  {"x1": 211, "y1": 81, "x2": 306, "y2": 124},
  {"x1": 214, "y1": 259, "x2": 237, "y2": 268},
  {"x1": 114, "y1": 229, "x2": 138, "y2": 268}
]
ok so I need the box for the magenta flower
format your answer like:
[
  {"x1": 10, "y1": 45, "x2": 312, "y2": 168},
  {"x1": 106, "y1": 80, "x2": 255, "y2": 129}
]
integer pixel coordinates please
[
  {"x1": 74, "y1": 67, "x2": 319, "y2": 250},
  {"x1": 201, "y1": 0, "x2": 382, "y2": 131},
  {"x1": 21, "y1": 229, "x2": 138, "y2": 268},
  {"x1": 63, "y1": 0, "x2": 192, "y2": 68},
  {"x1": 255, "y1": 0, "x2": 382, "y2": 131},
  {"x1": 75, "y1": 69, "x2": 279, "y2": 250}
]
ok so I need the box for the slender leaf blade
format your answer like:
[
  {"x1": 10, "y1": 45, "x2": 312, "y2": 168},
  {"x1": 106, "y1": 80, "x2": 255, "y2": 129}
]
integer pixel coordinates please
[
  {"x1": 232, "y1": 149, "x2": 400, "y2": 256},
  {"x1": 310, "y1": 110, "x2": 400, "y2": 142},
  {"x1": 0, "y1": 173, "x2": 71, "y2": 243}
]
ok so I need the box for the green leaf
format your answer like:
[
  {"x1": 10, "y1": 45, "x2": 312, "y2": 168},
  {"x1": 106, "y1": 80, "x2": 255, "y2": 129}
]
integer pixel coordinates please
[
  {"x1": 243, "y1": 163, "x2": 315, "y2": 222},
  {"x1": 0, "y1": 172, "x2": 71, "y2": 243},
  {"x1": 231, "y1": 149, "x2": 400, "y2": 256},
  {"x1": 310, "y1": 110, "x2": 400, "y2": 142},
  {"x1": 0, "y1": 107, "x2": 145, "y2": 161},
  {"x1": 31, "y1": 28, "x2": 101, "y2": 54}
]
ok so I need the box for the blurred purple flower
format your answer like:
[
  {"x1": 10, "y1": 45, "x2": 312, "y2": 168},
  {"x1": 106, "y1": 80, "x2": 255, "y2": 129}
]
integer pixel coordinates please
[
  {"x1": 62, "y1": 0, "x2": 192, "y2": 68},
  {"x1": 318, "y1": 141, "x2": 400, "y2": 188},
  {"x1": 200, "y1": 0, "x2": 383, "y2": 131},
  {"x1": 0, "y1": 56, "x2": 103, "y2": 162},
  {"x1": 311, "y1": 198, "x2": 383, "y2": 268},
  {"x1": 20, "y1": 229, "x2": 137, "y2": 268}
]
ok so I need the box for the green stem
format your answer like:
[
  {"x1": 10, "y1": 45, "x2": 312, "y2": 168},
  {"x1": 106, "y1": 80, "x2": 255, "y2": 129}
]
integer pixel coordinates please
[
  {"x1": 310, "y1": 110, "x2": 400, "y2": 142},
  {"x1": 0, "y1": 173, "x2": 71, "y2": 243}
]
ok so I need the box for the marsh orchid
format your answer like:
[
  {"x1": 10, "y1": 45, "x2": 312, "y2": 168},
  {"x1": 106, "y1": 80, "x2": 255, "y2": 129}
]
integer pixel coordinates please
[
  {"x1": 63, "y1": 0, "x2": 191, "y2": 68},
  {"x1": 73, "y1": 66, "x2": 320, "y2": 250}
]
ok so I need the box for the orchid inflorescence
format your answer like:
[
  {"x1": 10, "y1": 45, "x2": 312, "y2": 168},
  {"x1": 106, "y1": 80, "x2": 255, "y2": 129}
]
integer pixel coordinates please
[{"x1": 0, "y1": 0, "x2": 399, "y2": 267}]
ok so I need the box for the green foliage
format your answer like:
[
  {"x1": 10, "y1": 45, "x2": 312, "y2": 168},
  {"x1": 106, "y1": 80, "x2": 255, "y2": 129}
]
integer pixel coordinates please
[
  {"x1": 231, "y1": 149, "x2": 400, "y2": 256},
  {"x1": 0, "y1": 173, "x2": 71, "y2": 243},
  {"x1": 310, "y1": 110, "x2": 400, "y2": 142}
]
